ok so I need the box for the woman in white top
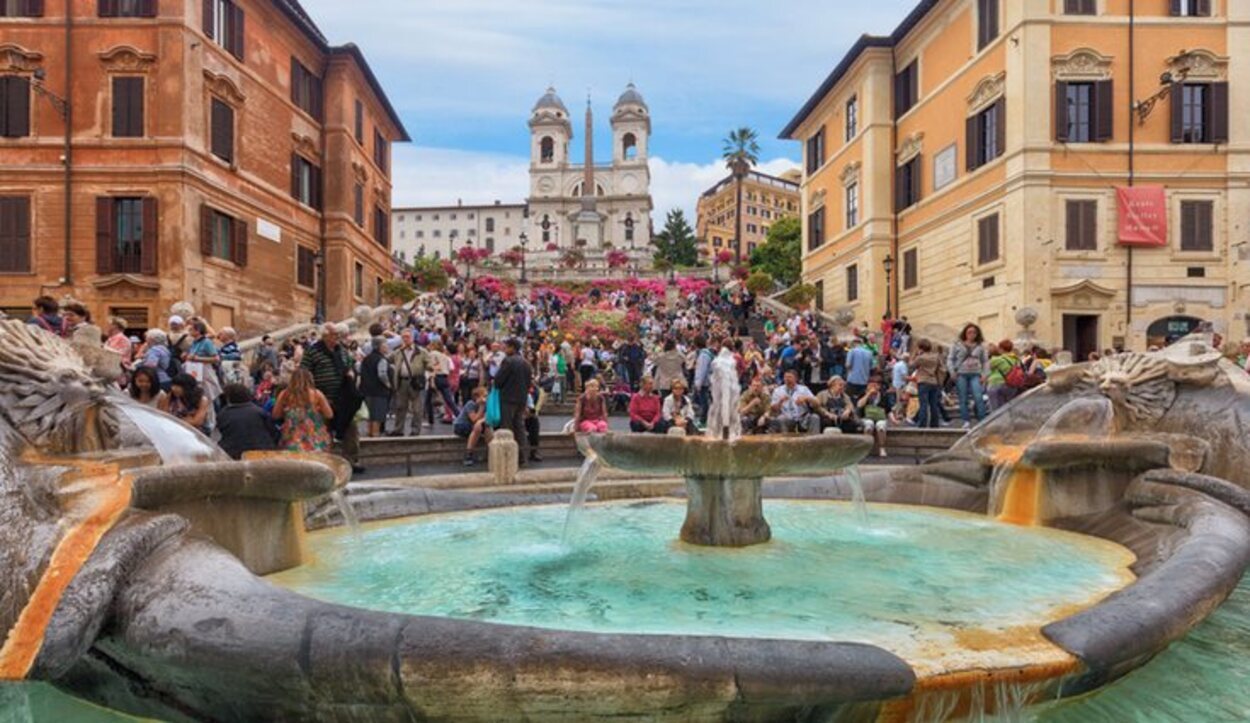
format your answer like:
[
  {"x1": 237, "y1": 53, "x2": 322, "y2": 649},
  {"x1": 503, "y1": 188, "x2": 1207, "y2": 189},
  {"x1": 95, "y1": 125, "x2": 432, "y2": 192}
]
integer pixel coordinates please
[{"x1": 661, "y1": 379, "x2": 696, "y2": 433}]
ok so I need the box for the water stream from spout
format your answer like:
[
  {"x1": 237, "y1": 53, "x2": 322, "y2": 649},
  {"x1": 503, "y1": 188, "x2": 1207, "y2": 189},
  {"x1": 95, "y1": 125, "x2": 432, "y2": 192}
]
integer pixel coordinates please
[
  {"x1": 562, "y1": 454, "x2": 602, "y2": 543},
  {"x1": 329, "y1": 489, "x2": 361, "y2": 537},
  {"x1": 112, "y1": 395, "x2": 223, "y2": 466},
  {"x1": 845, "y1": 464, "x2": 869, "y2": 525}
]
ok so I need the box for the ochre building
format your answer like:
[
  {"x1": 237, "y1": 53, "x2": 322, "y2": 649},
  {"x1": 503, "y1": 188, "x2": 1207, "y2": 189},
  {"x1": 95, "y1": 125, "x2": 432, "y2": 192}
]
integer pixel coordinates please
[
  {"x1": 0, "y1": 0, "x2": 408, "y2": 335},
  {"x1": 782, "y1": 0, "x2": 1248, "y2": 356},
  {"x1": 696, "y1": 169, "x2": 800, "y2": 260}
]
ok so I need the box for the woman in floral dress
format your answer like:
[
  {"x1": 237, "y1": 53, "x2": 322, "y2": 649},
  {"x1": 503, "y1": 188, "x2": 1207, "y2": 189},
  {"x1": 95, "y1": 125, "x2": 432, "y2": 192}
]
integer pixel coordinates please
[{"x1": 271, "y1": 368, "x2": 334, "y2": 452}]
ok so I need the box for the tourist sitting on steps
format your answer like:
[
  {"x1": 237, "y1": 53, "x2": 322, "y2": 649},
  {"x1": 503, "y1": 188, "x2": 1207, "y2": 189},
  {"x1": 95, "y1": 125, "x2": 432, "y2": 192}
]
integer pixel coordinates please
[
  {"x1": 455, "y1": 386, "x2": 492, "y2": 466},
  {"x1": 662, "y1": 379, "x2": 696, "y2": 434},
  {"x1": 857, "y1": 381, "x2": 889, "y2": 458},
  {"x1": 768, "y1": 370, "x2": 820, "y2": 435},
  {"x1": 738, "y1": 376, "x2": 771, "y2": 435},
  {"x1": 815, "y1": 376, "x2": 861, "y2": 435},
  {"x1": 573, "y1": 379, "x2": 610, "y2": 434},
  {"x1": 628, "y1": 376, "x2": 667, "y2": 434}
]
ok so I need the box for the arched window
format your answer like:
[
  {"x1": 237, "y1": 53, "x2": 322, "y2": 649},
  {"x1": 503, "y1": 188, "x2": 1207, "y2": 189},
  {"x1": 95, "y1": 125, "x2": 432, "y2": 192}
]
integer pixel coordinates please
[
  {"x1": 622, "y1": 133, "x2": 637, "y2": 160},
  {"x1": 540, "y1": 136, "x2": 554, "y2": 163}
]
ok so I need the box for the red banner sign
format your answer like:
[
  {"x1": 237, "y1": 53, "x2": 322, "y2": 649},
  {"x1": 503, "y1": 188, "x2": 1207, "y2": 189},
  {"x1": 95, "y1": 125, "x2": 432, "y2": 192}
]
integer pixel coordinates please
[{"x1": 1117, "y1": 186, "x2": 1167, "y2": 247}]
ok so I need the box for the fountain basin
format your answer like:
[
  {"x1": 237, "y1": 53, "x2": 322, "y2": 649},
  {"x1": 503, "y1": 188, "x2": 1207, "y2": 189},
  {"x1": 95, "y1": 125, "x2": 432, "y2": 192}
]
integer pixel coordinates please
[{"x1": 585, "y1": 433, "x2": 872, "y2": 546}]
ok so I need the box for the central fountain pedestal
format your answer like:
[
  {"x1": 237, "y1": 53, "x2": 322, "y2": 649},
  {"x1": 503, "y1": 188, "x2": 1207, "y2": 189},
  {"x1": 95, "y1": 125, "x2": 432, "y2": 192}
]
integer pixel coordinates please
[
  {"x1": 682, "y1": 476, "x2": 770, "y2": 546},
  {"x1": 585, "y1": 433, "x2": 871, "y2": 548}
]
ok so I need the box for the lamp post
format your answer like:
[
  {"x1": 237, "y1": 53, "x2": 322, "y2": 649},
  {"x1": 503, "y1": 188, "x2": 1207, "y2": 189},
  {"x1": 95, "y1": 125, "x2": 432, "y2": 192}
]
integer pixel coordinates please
[
  {"x1": 313, "y1": 250, "x2": 326, "y2": 323},
  {"x1": 464, "y1": 237, "x2": 473, "y2": 281},
  {"x1": 882, "y1": 253, "x2": 895, "y2": 320},
  {"x1": 519, "y1": 232, "x2": 529, "y2": 283}
]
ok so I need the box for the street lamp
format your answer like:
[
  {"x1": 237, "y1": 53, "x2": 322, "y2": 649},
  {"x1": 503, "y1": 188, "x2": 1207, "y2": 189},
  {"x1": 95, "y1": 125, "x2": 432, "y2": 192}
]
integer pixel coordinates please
[
  {"x1": 541, "y1": 216, "x2": 552, "y2": 246},
  {"x1": 624, "y1": 213, "x2": 635, "y2": 249},
  {"x1": 882, "y1": 253, "x2": 895, "y2": 320},
  {"x1": 519, "y1": 232, "x2": 529, "y2": 283}
]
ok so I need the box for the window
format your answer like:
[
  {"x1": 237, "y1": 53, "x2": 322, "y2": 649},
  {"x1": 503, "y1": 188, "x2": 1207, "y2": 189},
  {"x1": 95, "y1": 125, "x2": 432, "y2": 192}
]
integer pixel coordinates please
[
  {"x1": 353, "y1": 184, "x2": 364, "y2": 226},
  {"x1": 100, "y1": 0, "x2": 156, "y2": 17},
  {"x1": 814, "y1": 280, "x2": 824, "y2": 311},
  {"x1": 433, "y1": 230, "x2": 441, "y2": 238},
  {"x1": 895, "y1": 61, "x2": 918, "y2": 119},
  {"x1": 296, "y1": 245, "x2": 316, "y2": 288},
  {"x1": 807, "y1": 207, "x2": 825, "y2": 251},
  {"x1": 1172, "y1": 83, "x2": 1228, "y2": 144},
  {"x1": 0, "y1": 0, "x2": 42, "y2": 17},
  {"x1": 199, "y1": 205, "x2": 247, "y2": 266},
  {"x1": 291, "y1": 58, "x2": 322, "y2": 118},
  {"x1": 903, "y1": 248, "x2": 918, "y2": 290},
  {"x1": 967, "y1": 99, "x2": 1006, "y2": 171},
  {"x1": 415, "y1": 230, "x2": 423, "y2": 239},
  {"x1": 1055, "y1": 81, "x2": 1113, "y2": 143},
  {"x1": 354, "y1": 99, "x2": 364, "y2": 144},
  {"x1": 290, "y1": 154, "x2": 322, "y2": 209},
  {"x1": 895, "y1": 156, "x2": 922, "y2": 212},
  {"x1": 806, "y1": 128, "x2": 824, "y2": 173},
  {"x1": 0, "y1": 197, "x2": 31, "y2": 272},
  {"x1": 977, "y1": 0, "x2": 999, "y2": 51},
  {"x1": 1064, "y1": 0, "x2": 1096, "y2": 13},
  {"x1": 977, "y1": 214, "x2": 1000, "y2": 265},
  {"x1": 485, "y1": 218, "x2": 495, "y2": 233},
  {"x1": 846, "y1": 264, "x2": 858, "y2": 302},
  {"x1": 210, "y1": 98, "x2": 234, "y2": 163},
  {"x1": 374, "y1": 129, "x2": 388, "y2": 174},
  {"x1": 1171, "y1": 0, "x2": 1211, "y2": 16},
  {"x1": 1180, "y1": 200, "x2": 1214, "y2": 252},
  {"x1": 846, "y1": 183, "x2": 859, "y2": 228},
  {"x1": 540, "y1": 136, "x2": 554, "y2": 163},
  {"x1": 845, "y1": 95, "x2": 858, "y2": 141},
  {"x1": 0, "y1": 75, "x2": 30, "y2": 138},
  {"x1": 622, "y1": 132, "x2": 637, "y2": 160},
  {"x1": 1065, "y1": 200, "x2": 1098, "y2": 251},
  {"x1": 96, "y1": 196, "x2": 158, "y2": 275},
  {"x1": 353, "y1": 261, "x2": 364, "y2": 298},
  {"x1": 203, "y1": 0, "x2": 244, "y2": 61},
  {"x1": 110, "y1": 77, "x2": 145, "y2": 138},
  {"x1": 373, "y1": 206, "x2": 389, "y2": 247}
]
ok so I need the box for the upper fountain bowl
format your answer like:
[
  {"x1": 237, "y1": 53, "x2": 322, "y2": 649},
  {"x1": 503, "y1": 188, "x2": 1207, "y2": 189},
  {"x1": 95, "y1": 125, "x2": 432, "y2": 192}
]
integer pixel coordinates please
[{"x1": 585, "y1": 432, "x2": 872, "y2": 478}]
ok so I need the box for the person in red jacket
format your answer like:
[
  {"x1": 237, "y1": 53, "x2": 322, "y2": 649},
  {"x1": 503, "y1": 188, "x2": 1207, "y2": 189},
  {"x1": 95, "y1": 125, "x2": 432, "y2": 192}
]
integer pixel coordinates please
[{"x1": 628, "y1": 376, "x2": 667, "y2": 434}]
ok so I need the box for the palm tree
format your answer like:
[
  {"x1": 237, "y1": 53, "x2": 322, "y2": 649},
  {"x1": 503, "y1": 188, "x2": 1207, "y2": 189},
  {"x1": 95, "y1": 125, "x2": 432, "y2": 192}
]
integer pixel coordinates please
[{"x1": 722, "y1": 127, "x2": 761, "y2": 264}]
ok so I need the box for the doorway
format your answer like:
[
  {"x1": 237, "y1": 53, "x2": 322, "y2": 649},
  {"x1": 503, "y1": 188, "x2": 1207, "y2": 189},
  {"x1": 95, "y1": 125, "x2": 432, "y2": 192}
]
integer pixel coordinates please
[{"x1": 1063, "y1": 314, "x2": 1099, "y2": 362}]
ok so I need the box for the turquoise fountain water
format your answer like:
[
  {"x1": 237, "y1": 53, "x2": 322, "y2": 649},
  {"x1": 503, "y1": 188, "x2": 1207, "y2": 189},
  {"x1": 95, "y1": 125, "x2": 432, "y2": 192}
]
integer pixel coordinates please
[{"x1": 270, "y1": 500, "x2": 1132, "y2": 678}]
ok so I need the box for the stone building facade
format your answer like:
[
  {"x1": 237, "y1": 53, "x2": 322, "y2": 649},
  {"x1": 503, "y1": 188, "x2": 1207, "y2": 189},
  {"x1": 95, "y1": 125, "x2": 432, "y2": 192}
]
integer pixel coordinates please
[
  {"x1": 783, "y1": 0, "x2": 1249, "y2": 355},
  {"x1": 696, "y1": 169, "x2": 800, "y2": 260},
  {"x1": 526, "y1": 85, "x2": 653, "y2": 251},
  {"x1": 0, "y1": 0, "x2": 408, "y2": 335},
  {"x1": 391, "y1": 201, "x2": 528, "y2": 262}
]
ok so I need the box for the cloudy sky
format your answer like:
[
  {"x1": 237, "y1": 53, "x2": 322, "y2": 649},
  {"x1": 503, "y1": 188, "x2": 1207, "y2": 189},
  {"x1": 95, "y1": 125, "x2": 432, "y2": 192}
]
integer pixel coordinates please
[{"x1": 300, "y1": 0, "x2": 918, "y2": 221}]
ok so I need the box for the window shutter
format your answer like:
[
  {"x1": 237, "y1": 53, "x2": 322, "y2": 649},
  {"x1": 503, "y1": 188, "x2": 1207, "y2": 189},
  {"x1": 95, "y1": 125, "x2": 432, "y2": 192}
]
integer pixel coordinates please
[
  {"x1": 1180, "y1": 202, "x2": 1194, "y2": 249},
  {"x1": 230, "y1": 3, "x2": 245, "y2": 61},
  {"x1": 1209, "y1": 82, "x2": 1229, "y2": 144},
  {"x1": 96, "y1": 198, "x2": 115, "y2": 275},
  {"x1": 312, "y1": 164, "x2": 323, "y2": 210},
  {"x1": 290, "y1": 153, "x2": 299, "y2": 199},
  {"x1": 200, "y1": 204, "x2": 214, "y2": 256},
  {"x1": 894, "y1": 166, "x2": 906, "y2": 212},
  {"x1": 140, "y1": 197, "x2": 158, "y2": 275},
  {"x1": 1065, "y1": 201, "x2": 1079, "y2": 249},
  {"x1": 994, "y1": 98, "x2": 1006, "y2": 158},
  {"x1": 203, "y1": 0, "x2": 214, "y2": 38},
  {"x1": 1094, "y1": 79, "x2": 1114, "y2": 142},
  {"x1": 22, "y1": 0, "x2": 43, "y2": 15},
  {"x1": 1169, "y1": 84, "x2": 1184, "y2": 143},
  {"x1": 140, "y1": 0, "x2": 156, "y2": 17},
  {"x1": 15, "y1": 197, "x2": 30, "y2": 272},
  {"x1": 232, "y1": 217, "x2": 248, "y2": 267},
  {"x1": 1169, "y1": 0, "x2": 1182, "y2": 15},
  {"x1": 99, "y1": 0, "x2": 117, "y2": 16},
  {"x1": 6, "y1": 76, "x2": 30, "y2": 138},
  {"x1": 1054, "y1": 82, "x2": 1069, "y2": 142},
  {"x1": 1196, "y1": 0, "x2": 1211, "y2": 16},
  {"x1": 966, "y1": 115, "x2": 979, "y2": 171},
  {"x1": 909, "y1": 156, "x2": 922, "y2": 206},
  {"x1": 1199, "y1": 202, "x2": 1213, "y2": 251}
]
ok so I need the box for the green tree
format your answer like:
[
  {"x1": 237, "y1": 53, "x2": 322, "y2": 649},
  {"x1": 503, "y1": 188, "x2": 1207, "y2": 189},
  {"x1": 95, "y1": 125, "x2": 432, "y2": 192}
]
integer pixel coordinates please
[
  {"x1": 651, "y1": 208, "x2": 699, "y2": 267},
  {"x1": 782, "y1": 283, "x2": 819, "y2": 309},
  {"x1": 745, "y1": 270, "x2": 775, "y2": 296},
  {"x1": 409, "y1": 255, "x2": 450, "y2": 292},
  {"x1": 749, "y1": 215, "x2": 801, "y2": 286}
]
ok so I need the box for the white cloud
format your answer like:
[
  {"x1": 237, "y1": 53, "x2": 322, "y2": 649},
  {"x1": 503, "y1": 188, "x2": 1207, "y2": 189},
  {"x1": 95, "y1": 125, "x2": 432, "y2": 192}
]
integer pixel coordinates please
[{"x1": 391, "y1": 145, "x2": 799, "y2": 230}]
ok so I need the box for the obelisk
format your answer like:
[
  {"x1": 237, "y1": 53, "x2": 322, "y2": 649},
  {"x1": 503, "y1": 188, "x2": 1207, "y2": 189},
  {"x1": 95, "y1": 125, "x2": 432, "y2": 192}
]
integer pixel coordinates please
[{"x1": 574, "y1": 94, "x2": 604, "y2": 247}]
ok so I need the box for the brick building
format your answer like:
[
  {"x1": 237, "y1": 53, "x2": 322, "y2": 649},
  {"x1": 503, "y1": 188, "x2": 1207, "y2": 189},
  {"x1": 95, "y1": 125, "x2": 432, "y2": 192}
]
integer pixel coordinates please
[
  {"x1": 783, "y1": 0, "x2": 1248, "y2": 355},
  {"x1": 0, "y1": 0, "x2": 408, "y2": 335}
]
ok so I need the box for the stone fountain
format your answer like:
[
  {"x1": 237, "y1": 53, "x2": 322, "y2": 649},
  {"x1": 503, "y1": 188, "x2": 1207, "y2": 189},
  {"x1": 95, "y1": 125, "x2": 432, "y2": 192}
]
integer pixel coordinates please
[
  {"x1": 2, "y1": 321, "x2": 1250, "y2": 722},
  {"x1": 586, "y1": 348, "x2": 871, "y2": 546}
]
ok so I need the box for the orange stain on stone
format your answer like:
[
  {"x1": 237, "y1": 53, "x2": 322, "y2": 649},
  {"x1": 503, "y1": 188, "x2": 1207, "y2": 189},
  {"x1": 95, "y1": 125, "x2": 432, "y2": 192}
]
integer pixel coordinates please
[{"x1": 0, "y1": 454, "x2": 133, "y2": 680}]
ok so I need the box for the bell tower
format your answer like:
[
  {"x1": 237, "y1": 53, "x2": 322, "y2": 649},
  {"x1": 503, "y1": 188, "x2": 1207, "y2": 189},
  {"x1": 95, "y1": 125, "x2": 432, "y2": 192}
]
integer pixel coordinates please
[
  {"x1": 529, "y1": 87, "x2": 571, "y2": 169},
  {"x1": 611, "y1": 83, "x2": 650, "y2": 166}
]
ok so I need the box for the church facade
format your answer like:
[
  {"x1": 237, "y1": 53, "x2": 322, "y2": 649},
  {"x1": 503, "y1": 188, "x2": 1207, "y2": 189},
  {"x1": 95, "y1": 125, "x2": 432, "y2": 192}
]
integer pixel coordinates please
[{"x1": 526, "y1": 85, "x2": 653, "y2": 251}]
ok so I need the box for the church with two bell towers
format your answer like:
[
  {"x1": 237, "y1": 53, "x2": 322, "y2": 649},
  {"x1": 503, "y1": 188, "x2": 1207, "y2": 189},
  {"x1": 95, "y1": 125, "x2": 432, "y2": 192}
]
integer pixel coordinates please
[{"x1": 527, "y1": 84, "x2": 653, "y2": 251}]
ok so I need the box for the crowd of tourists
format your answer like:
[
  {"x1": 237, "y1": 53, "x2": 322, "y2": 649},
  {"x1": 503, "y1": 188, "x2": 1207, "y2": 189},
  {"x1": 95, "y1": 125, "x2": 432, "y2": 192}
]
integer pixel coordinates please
[{"x1": 17, "y1": 281, "x2": 1201, "y2": 471}]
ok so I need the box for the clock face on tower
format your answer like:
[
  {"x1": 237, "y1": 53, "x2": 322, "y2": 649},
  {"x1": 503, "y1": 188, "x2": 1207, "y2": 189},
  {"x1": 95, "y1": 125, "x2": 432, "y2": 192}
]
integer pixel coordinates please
[
  {"x1": 538, "y1": 176, "x2": 556, "y2": 195},
  {"x1": 620, "y1": 174, "x2": 639, "y2": 194}
]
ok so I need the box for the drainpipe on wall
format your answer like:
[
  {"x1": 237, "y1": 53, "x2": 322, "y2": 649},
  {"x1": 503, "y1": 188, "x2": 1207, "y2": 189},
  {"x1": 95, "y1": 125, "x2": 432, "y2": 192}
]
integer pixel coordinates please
[
  {"x1": 890, "y1": 51, "x2": 900, "y2": 321},
  {"x1": 62, "y1": 3, "x2": 74, "y2": 286},
  {"x1": 315, "y1": 58, "x2": 329, "y2": 324},
  {"x1": 1126, "y1": 0, "x2": 1136, "y2": 336}
]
